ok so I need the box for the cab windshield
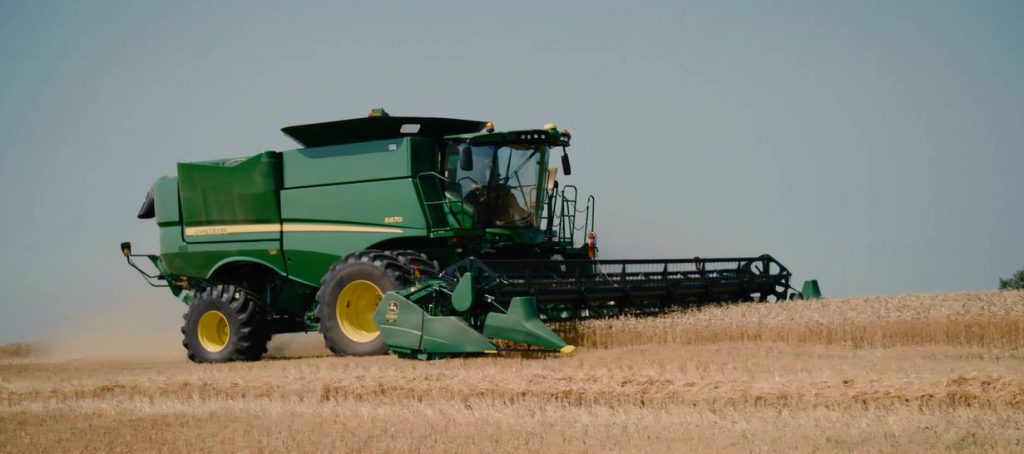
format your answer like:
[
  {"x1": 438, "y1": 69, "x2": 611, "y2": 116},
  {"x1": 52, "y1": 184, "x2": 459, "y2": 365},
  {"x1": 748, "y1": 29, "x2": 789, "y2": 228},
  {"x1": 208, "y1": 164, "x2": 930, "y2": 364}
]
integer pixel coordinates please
[{"x1": 444, "y1": 142, "x2": 547, "y2": 228}]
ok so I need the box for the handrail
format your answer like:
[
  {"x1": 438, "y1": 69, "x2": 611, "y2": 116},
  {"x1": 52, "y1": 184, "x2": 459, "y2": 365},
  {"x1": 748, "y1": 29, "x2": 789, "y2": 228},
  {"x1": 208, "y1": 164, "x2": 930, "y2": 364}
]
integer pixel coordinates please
[
  {"x1": 415, "y1": 172, "x2": 470, "y2": 232},
  {"x1": 542, "y1": 181, "x2": 559, "y2": 238},
  {"x1": 584, "y1": 195, "x2": 596, "y2": 237},
  {"x1": 559, "y1": 185, "x2": 578, "y2": 244}
]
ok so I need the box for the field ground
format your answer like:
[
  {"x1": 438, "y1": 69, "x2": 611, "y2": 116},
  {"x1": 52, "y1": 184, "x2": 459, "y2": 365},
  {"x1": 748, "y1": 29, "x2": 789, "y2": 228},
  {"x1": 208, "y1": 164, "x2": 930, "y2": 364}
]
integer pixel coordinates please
[{"x1": 1, "y1": 291, "x2": 1023, "y2": 453}]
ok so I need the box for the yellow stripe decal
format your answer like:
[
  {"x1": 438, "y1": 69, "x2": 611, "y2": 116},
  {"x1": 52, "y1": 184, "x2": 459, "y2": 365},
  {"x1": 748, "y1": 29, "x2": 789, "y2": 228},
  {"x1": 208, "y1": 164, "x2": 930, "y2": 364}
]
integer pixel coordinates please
[
  {"x1": 185, "y1": 223, "x2": 403, "y2": 237},
  {"x1": 184, "y1": 224, "x2": 279, "y2": 236},
  {"x1": 282, "y1": 223, "x2": 403, "y2": 234}
]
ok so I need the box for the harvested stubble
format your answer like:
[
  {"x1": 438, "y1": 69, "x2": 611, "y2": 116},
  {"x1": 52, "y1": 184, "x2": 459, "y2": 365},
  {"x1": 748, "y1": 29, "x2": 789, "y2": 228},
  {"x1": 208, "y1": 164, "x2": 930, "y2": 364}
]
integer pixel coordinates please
[{"x1": 1, "y1": 290, "x2": 1023, "y2": 453}]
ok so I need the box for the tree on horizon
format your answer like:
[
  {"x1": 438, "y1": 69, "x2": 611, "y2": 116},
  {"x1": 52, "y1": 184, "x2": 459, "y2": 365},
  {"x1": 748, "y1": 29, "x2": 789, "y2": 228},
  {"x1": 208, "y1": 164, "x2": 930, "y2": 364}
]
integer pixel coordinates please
[{"x1": 999, "y1": 268, "x2": 1024, "y2": 290}]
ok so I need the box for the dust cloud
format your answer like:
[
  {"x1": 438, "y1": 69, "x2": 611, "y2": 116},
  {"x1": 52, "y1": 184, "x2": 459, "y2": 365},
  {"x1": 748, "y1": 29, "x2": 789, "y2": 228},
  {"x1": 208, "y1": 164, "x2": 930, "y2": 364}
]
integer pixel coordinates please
[
  {"x1": 265, "y1": 333, "x2": 330, "y2": 359},
  {"x1": 29, "y1": 293, "x2": 186, "y2": 362},
  {"x1": 9, "y1": 293, "x2": 331, "y2": 362}
]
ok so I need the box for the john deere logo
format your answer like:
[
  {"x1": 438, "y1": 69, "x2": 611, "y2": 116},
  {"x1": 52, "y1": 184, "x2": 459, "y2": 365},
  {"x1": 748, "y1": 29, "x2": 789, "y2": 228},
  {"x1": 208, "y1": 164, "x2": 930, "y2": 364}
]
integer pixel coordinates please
[{"x1": 385, "y1": 300, "x2": 399, "y2": 323}]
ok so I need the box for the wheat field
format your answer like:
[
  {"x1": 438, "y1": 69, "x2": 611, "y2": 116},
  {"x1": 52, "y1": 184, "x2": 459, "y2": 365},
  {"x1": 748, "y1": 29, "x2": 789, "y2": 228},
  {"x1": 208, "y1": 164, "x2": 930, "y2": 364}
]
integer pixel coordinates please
[{"x1": 2, "y1": 291, "x2": 1023, "y2": 453}]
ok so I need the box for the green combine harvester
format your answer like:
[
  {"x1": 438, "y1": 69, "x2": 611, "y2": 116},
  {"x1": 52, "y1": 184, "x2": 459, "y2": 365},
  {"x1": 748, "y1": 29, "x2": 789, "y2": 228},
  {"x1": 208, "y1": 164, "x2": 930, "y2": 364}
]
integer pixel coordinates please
[{"x1": 121, "y1": 109, "x2": 806, "y2": 362}]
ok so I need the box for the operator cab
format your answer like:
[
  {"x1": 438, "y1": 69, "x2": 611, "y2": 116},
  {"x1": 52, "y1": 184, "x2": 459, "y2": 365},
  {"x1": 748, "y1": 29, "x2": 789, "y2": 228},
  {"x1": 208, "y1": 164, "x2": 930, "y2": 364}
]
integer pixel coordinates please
[{"x1": 442, "y1": 141, "x2": 545, "y2": 228}]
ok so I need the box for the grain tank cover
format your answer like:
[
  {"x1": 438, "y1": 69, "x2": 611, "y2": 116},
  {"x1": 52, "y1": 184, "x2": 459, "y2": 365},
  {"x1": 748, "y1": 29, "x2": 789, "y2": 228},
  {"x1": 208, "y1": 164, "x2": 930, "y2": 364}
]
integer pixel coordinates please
[
  {"x1": 281, "y1": 116, "x2": 488, "y2": 148},
  {"x1": 177, "y1": 152, "x2": 282, "y2": 230}
]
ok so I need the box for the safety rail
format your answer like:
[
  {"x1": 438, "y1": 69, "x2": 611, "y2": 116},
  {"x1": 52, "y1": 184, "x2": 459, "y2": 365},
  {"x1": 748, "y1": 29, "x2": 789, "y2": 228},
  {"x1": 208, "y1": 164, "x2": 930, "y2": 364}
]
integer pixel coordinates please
[
  {"x1": 558, "y1": 185, "x2": 577, "y2": 243},
  {"x1": 583, "y1": 194, "x2": 595, "y2": 241},
  {"x1": 414, "y1": 172, "x2": 472, "y2": 232},
  {"x1": 540, "y1": 185, "x2": 596, "y2": 246}
]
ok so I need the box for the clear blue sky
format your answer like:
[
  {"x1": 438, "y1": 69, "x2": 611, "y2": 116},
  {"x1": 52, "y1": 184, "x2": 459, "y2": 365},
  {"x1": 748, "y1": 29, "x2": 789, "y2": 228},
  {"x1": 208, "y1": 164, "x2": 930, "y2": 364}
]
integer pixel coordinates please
[{"x1": 1, "y1": 0, "x2": 1021, "y2": 343}]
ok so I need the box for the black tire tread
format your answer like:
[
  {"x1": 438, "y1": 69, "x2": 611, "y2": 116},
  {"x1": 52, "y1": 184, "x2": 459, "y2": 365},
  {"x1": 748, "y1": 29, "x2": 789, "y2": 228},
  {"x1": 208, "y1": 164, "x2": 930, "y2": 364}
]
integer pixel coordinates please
[
  {"x1": 390, "y1": 250, "x2": 440, "y2": 277},
  {"x1": 181, "y1": 285, "x2": 269, "y2": 363},
  {"x1": 315, "y1": 249, "x2": 432, "y2": 356}
]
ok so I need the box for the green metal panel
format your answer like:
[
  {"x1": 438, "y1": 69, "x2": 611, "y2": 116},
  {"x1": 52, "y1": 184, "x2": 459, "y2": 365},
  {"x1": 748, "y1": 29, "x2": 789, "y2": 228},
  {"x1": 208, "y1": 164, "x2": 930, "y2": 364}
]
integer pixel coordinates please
[
  {"x1": 280, "y1": 179, "x2": 428, "y2": 229},
  {"x1": 158, "y1": 225, "x2": 285, "y2": 282},
  {"x1": 152, "y1": 176, "x2": 179, "y2": 226},
  {"x1": 177, "y1": 152, "x2": 282, "y2": 243},
  {"x1": 158, "y1": 228, "x2": 307, "y2": 313},
  {"x1": 420, "y1": 316, "x2": 496, "y2": 354},
  {"x1": 483, "y1": 297, "x2": 568, "y2": 350},
  {"x1": 279, "y1": 177, "x2": 429, "y2": 284},
  {"x1": 373, "y1": 293, "x2": 425, "y2": 355},
  {"x1": 407, "y1": 137, "x2": 442, "y2": 176},
  {"x1": 281, "y1": 229, "x2": 426, "y2": 286},
  {"x1": 451, "y1": 272, "x2": 474, "y2": 312},
  {"x1": 281, "y1": 138, "x2": 412, "y2": 188},
  {"x1": 801, "y1": 280, "x2": 822, "y2": 299},
  {"x1": 374, "y1": 290, "x2": 497, "y2": 356}
]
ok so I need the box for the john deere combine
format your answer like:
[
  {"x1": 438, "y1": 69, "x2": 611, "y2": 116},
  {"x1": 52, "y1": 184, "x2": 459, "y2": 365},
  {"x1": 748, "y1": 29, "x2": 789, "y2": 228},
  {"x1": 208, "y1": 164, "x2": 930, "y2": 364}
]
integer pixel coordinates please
[{"x1": 121, "y1": 109, "x2": 801, "y2": 362}]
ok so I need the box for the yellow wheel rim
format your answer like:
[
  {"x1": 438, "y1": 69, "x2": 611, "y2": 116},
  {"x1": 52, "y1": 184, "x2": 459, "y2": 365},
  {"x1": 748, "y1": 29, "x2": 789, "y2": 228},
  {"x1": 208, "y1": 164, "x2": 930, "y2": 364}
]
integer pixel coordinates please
[
  {"x1": 336, "y1": 280, "x2": 383, "y2": 343},
  {"x1": 197, "y1": 310, "x2": 230, "y2": 353}
]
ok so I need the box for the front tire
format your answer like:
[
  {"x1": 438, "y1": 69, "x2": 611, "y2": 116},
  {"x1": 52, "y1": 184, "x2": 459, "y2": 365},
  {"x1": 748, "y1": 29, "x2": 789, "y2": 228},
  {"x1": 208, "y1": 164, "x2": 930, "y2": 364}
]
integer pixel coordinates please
[
  {"x1": 316, "y1": 250, "x2": 435, "y2": 356},
  {"x1": 181, "y1": 285, "x2": 268, "y2": 363}
]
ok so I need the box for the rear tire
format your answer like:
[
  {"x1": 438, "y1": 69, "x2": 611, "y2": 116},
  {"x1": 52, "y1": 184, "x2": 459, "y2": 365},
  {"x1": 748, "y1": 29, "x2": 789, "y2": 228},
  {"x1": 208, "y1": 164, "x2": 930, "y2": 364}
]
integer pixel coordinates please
[
  {"x1": 316, "y1": 250, "x2": 433, "y2": 356},
  {"x1": 181, "y1": 285, "x2": 269, "y2": 363},
  {"x1": 391, "y1": 250, "x2": 439, "y2": 278}
]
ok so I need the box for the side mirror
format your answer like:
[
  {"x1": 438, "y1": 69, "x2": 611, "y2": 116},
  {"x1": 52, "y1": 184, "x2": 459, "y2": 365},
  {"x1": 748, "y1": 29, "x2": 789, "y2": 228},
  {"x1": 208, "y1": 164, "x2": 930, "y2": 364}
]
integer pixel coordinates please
[
  {"x1": 458, "y1": 144, "x2": 474, "y2": 171},
  {"x1": 561, "y1": 150, "x2": 572, "y2": 176},
  {"x1": 120, "y1": 242, "x2": 132, "y2": 257}
]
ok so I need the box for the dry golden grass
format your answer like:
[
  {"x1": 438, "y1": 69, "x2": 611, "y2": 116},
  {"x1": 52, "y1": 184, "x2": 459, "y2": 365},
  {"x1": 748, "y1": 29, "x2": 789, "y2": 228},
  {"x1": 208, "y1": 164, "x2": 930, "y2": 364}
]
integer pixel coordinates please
[
  {"x1": 565, "y1": 290, "x2": 1024, "y2": 349},
  {"x1": 1, "y1": 290, "x2": 1023, "y2": 453}
]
